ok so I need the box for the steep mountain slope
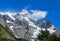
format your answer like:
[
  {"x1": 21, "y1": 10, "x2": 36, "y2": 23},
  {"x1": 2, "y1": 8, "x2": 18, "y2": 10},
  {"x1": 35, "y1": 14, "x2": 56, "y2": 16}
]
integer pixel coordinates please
[
  {"x1": 0, "y1": 14, "x2": 6, "y2": 27},
  {"x1": 36, "y1": 18, "x2": 56, "y2": 33},
  {"x1": 0, "y1": 12, "x2": 57, "y2": 39},
  {"x1": 37, "y1": 18, "x2": 56, "y2": 29},
  {"x1": 2, "y1": 12, "x2": 37, "y2": 39}
]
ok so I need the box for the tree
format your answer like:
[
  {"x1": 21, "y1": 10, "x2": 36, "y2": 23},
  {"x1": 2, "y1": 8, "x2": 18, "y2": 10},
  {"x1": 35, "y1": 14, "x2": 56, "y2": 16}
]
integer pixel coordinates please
[
  {"x1": 37, "y1": 30, "x2": 60, "y2": 41},
  {"x1": 38, "y1": 30, "x2": 50, "y2": 41}
]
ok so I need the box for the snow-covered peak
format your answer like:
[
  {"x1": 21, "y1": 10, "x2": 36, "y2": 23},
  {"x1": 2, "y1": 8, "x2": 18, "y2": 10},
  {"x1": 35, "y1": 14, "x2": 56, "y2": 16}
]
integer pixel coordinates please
[
  {"x1": 15, "y1": 9, "x2": 30, "y2": 20},
  {"x1": 19, "y1": 9, "x2": 30, "y2": 17},
  {"x1": 6, "y1": 12, "x2": 16, "y2": 20}
]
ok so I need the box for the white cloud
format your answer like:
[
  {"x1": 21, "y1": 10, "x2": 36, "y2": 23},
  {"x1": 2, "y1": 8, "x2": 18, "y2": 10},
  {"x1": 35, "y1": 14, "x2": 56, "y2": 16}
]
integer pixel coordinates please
[{"x1": 30, "y1": 10, "x2": 48, "y2": 21}]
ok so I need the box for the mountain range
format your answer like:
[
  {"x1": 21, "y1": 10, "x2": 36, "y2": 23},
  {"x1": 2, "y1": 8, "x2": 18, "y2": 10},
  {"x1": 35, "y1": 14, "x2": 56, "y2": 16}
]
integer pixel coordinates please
[{"x1": 0, "y1": 11, "x2": 59, "y2": 39}]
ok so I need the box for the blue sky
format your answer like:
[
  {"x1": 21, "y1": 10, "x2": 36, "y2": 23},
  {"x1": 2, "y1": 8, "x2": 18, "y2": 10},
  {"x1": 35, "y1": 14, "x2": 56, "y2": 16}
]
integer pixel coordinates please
[{"x1": 0, "y1": 0, "x2": 60, "y2": 30}]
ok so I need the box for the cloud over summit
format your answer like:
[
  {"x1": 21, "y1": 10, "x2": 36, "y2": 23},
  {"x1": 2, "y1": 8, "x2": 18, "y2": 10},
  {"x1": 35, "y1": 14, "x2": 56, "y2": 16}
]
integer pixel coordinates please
[{"x1": 30, "y1": 10, "x2": 48, "y2": 21}]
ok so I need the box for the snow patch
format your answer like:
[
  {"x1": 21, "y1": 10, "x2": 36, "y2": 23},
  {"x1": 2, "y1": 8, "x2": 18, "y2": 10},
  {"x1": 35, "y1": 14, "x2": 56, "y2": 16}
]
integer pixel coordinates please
[
  {"x1": 6, "y1": 20, "x2": 13, "y2": 23},
  {"x1": 9, "y1": 26, "x2": 13, "y2": 31},
  {"x1": 6, "y1": 12, "x2": 15, "y2": 20}
]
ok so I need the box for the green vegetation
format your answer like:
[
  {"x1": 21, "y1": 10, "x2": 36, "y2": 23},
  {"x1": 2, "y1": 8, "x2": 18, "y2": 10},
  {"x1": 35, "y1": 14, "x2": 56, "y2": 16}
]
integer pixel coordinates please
[{"x1": 37, "y1": 30, "x2": 60, "y2": 41}]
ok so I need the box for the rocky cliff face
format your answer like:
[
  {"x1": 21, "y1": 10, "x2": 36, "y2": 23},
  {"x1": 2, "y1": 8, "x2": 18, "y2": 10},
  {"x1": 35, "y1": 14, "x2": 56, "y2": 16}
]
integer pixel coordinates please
[
  {"x1": 0, "y1": 12, "x2": 56, "y2": 39},
  {"x1": 0, "y1": 14, "x2": 6, "y2": 27},
  {"x1": 37, "y1": 18, "x2": 56, "y2": 30}
]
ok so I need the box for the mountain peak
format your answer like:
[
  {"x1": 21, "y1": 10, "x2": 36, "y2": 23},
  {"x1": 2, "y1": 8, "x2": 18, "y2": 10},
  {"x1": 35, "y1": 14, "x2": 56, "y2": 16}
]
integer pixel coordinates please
[{"x1": 37, "y1": 18, "x2": 56, "y2": 30}]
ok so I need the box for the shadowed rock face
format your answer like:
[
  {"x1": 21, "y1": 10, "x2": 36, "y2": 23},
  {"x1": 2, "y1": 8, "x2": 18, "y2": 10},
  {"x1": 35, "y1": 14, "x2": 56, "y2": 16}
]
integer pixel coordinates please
[
  {"x1": 0, "y1": 14, "x2": 6, "y2": 27},
  {"x1": 37, "y1": 18, "x2": 56, "y2": 30}
]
